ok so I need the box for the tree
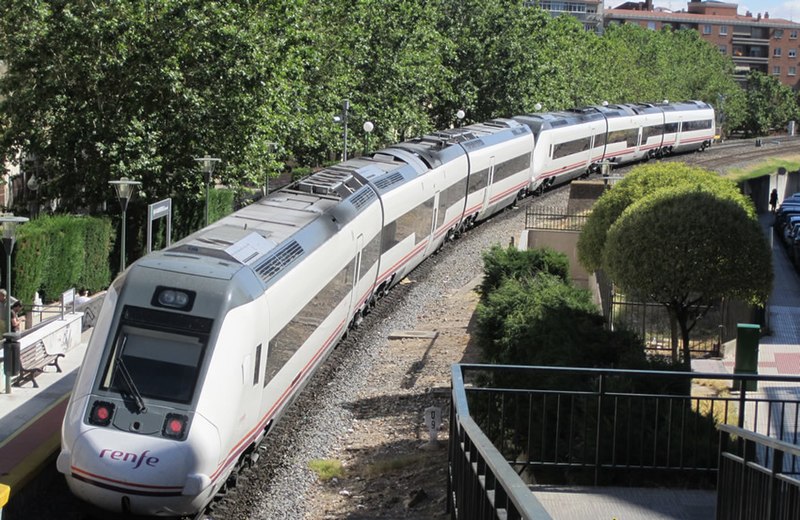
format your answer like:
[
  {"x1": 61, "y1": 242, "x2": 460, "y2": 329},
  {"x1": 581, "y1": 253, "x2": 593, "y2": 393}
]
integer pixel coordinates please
[
  {"x1": 603, "y1": 187, "x2": 772, "y2": 365},
  {"x1": 0, "y1": 1, "x2": 303, "y2": 221},
  {"x1": 739, "y1": 70, "x2": 800, "y2": 137},
  {"x1": 578, "y1": 162, "x2": 755, "y2": 272}
]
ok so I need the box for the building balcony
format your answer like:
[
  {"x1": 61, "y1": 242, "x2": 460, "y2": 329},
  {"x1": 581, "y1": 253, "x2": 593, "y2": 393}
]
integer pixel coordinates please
[
  {"x1": 733, "y1": 55, "x2": 768, "y2": 64},
  {"x1": 732, "y1": 36, "x2": 769, "y2": 45}
]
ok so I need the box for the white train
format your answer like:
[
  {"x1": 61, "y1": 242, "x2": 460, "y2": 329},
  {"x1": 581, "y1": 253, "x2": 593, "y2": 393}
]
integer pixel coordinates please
[{"x1": 57, "y1": 100, "x2": 714, "y2": 516}]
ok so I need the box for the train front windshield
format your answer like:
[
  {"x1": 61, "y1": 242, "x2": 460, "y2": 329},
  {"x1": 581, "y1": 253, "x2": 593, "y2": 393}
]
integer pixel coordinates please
[{"x1": 100, "y1": 324, "x2": 207, "y2": 405}]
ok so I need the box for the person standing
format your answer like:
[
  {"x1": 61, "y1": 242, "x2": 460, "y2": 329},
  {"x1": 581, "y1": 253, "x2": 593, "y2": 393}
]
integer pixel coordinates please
[
  {"x1": 0, "y1": 289, "x2": 9, "y2": 332},
  {"x1": 770, "y1": 188, "x2": 779, "y2": 213},
  {"x1": 10, "y1": 301, "x2": 22, "y2": 333}
]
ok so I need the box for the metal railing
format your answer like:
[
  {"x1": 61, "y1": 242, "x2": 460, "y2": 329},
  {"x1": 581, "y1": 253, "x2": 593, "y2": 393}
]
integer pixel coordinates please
[
  {"x1": 716, "y1": 424, "x2": 800, "y2": 520},
  {"x1": 449, "y1": 365, "x2": 553, "y2": 520},
  {"x1": 449, "y1": 364, "x2": 800, "y2": 507},
  {"x1": 524, "y1": 206, "x2": 589, "y2": 231}
]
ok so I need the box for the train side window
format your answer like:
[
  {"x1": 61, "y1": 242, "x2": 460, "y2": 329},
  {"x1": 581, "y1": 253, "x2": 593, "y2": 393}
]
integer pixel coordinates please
[
  {"x1": 253, "y1": 344, "x2": 262, "y2": 385},
  {"x1": 594, "y1": 132, "x2": 606, "y2": 148}
]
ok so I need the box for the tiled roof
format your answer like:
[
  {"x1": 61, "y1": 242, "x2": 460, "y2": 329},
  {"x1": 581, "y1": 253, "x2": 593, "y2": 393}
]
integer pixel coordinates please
[{"x1": 606, "y1": 8, "x2": 800, "y2": 28}]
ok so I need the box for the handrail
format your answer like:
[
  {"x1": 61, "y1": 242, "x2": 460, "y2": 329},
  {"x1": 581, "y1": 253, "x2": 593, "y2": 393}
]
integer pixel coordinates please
[
  {"x1": 456, "y1": 363, "x2": 800, "y2": 385},
  {"x1": 450, "y1": 365, "x2": 553, "y2": 519},
  {"x1": 718, "y1": 423, "x2": 800, "y2": 457}
]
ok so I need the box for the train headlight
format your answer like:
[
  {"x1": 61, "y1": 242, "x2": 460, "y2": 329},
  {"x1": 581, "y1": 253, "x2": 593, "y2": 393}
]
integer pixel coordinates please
[
  {"x1": 152, "y1": 286, "x2": 195, "y2": 311},
  {"x1": 162, "y1": 413, "x2": 189, "y2": 440},
  {"x1": 89, "y1": 401, "x2": 115, "y2": 427}
]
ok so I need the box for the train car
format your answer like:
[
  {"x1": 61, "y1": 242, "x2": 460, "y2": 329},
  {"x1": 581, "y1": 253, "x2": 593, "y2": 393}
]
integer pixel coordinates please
[
  {"x1": 595, "y1": 103, "x2": 665, "y2": 165},
  {"x1": 513, "y1": 109, "x2": 605, "y2": 190},
  {"x1": 57, "y1": 164, "x2": 389, "y2": 515},
  {"x1": 659, "y1": 100, "x2": 715, "y2": 154}
]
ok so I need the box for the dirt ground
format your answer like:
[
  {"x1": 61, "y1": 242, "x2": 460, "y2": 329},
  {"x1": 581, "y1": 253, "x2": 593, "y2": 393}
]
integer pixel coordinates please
[{"x1": 304, "y1": 274, "x2": 484, "y2": 519}]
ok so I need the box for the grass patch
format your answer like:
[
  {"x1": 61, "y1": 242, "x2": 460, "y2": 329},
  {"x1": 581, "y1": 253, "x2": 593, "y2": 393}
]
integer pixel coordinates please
[
  {"x1": 692, "y1": 378, "x2": 739, "y2": 426},
  {"x1": 362, "y1": 453, "x2": 431, "y2": 477},
  {"x1": 308, "y1": 459, "x2": 345, "y2": 481},
  {"x1": 725, "y1": 155, "x2": 800, "y2": 181}
]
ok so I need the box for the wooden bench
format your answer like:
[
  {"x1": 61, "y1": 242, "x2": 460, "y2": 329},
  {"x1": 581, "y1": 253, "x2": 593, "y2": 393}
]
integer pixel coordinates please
[{"x1": 13, "y1": 341, "x2": 65, "y2": 388}]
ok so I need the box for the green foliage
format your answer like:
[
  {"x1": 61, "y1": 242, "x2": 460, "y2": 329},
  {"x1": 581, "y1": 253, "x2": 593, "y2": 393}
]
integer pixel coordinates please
[
  {"x1": 308, "y1": 459, "x2": 344, "y2": 481},
  {"x1": 208, "y1": 188, "x2": 234, "y2": 225},
  {"x1": 477, "y1": 245, "x2": 569, "y2": 302},
  {"x1": 605, "y1": 187, "x2": 772, "y2": 306},
  {"x1": 13, "y1": 215, "x2": 112, "y2": 303},
  {"x1": 739, "y1": 70, "x2": 800, "y2": 137},
  {"x1": 476, "y1": 273, "x2": 646, "y2": 368},
  {"x1": 0, "y1": 1, "x2": 747, "y2": 225},
  {"x1": 76, "y1": 217, "x2": 113, "y2": 293},
  {"x1": 604, "y1": 187, "x2": 772, "y2": 362},
  {"x1": 578, "y1": 162, "x2": 754, "y2": 272},
  {"x1": 13, "y1": 225, "x2": 49, "y2": 304}
]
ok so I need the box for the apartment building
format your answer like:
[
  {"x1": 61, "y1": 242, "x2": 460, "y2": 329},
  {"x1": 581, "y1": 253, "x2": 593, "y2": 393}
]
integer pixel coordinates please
[
  {"x1": 525, "y1": 1, "x2": 605, "y2": 33},
  {"x1": 606, "y1": 1, "x2": 800, "y2": 88}
]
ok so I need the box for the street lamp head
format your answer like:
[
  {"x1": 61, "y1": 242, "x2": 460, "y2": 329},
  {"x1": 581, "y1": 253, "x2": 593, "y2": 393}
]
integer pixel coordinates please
[
  {"x1": 194, "y1": 156, "x2": 221, "y2": 175},
  {"x1": 534, "y1": 103, "x2": 542, "y2": 111},
  {"x1": 109, "y1": 177, "x2": 142, "y2": 211},
  {"x1": 456, "y1": 110, "x2": 465, "y2": 121},
  {"x1": 363, "y1": 121, "x2": 374, "y2": 133},
  {"x1": 601, "y1": 100, "x2": 609, "y2": 106},
  {"x1": 109, "y1": 177, "x2": 142, "y2": 210},
  {"x1": 0, "y1": 215, "x2": 29, "y2": 242}
]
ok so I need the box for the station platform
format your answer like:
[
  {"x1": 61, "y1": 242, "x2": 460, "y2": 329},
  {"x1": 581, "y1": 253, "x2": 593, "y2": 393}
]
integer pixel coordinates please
[{"x1": 0, "y1": 329, "x2": 90, "y2": 501}]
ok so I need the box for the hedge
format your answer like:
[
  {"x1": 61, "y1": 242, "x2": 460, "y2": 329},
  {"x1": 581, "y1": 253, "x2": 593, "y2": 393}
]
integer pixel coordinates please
[{"x1": 13, "y1": 215, "x2": 113, "y2": 304}]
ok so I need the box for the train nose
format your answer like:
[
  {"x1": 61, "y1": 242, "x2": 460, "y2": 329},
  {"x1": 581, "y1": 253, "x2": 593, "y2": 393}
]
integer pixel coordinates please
[{"x1": 60, "y1": 423, "x2": 219, "y2": 516}]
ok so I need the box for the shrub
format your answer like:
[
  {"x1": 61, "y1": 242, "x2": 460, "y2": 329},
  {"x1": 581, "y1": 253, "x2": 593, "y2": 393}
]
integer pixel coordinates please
[{"x1": 477, "y1": 245, "x2": 569, "y2": 302}]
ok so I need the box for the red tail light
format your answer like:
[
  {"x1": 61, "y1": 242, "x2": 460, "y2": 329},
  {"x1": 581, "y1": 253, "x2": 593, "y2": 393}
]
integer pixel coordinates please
[
  {"x1": 162, "y1": 413, "x2": 188, "y2": 440},
  {"x1": 89, "y1": 401, "x2": 115, "y2": 427}
]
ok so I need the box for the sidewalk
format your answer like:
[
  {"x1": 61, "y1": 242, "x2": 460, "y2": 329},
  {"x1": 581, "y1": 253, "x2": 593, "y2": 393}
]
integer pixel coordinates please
[
  {"x1": 0, "y1": 328, "x2": 90, "y2": 495},
  {"x1": 692, "y1": 214, "x2": 800, "y2": 437}
]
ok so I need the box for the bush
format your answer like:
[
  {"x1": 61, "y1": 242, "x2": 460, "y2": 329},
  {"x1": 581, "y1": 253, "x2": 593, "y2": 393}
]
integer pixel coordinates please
[{"x1": 477, "y1": 245, "x2": 569, "y2": 302}]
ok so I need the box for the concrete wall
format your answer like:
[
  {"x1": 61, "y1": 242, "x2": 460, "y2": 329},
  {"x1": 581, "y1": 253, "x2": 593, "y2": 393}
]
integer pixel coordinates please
[{"x1": 519, "y1": 228, "x2": 594, "y2": 290}]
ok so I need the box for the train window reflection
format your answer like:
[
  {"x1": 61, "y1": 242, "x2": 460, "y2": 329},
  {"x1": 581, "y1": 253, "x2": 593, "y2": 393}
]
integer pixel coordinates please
[{"x1": 100, "y1": 325, "x2": 206, "y2": 404}]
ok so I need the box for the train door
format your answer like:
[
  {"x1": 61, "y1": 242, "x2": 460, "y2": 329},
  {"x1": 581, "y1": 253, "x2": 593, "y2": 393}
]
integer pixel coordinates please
[
  {"x1": 426, "y1": 191, "x2": 440, "y2": 256},
  {"x1": 481, "y1": 157, "x2": 496, "y2": 214},
  {"x1": 348, "y1": 233, "x2": 364, "y2": 319}
]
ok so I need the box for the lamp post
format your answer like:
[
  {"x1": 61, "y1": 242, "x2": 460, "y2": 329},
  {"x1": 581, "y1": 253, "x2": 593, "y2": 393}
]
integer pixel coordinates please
[
  {"x1": 333, "y1": 99, "x2": 350, "y2": 161},
  {"x1": 109, "y1": 177, "x2": 141, "y2": 273},
  {"x1": 456, "y1": 110, "x2": 465, "y2": 128},
  {"x1": 363, "y1": 121, "x2": 374, "y2": 155},
  {"x1": 194, "y1": 156, "x2": 221, "y2": 227},
  {"x1": 1, "y1": 215, "x2": 28, "y2": 395}
]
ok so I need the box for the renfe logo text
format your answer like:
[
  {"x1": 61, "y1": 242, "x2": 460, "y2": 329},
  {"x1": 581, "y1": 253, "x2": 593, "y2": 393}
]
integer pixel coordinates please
[{"x1": 99, "y1": 449, "x2": 159, "y2": 469}]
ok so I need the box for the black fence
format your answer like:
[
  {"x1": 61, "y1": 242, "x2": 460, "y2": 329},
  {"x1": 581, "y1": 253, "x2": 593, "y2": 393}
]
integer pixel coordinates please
[
  {"x1": 524, "y1": 206, "x2": 589, "y2": 231},
  {"x1": 607, "y1": 292, "x2": 759, "y2": 360},
  {"x1": 716, "y1": 424, "x2": 800, "y2": 520},
  {"x1": 449, "y1": 364, "x2": 800, "y2": 518}
]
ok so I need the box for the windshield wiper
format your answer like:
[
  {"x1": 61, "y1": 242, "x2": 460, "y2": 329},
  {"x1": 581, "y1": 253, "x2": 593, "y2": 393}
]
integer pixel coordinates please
[{"x1": 113, "y1": 335, "x2": 147, "y2": 413}]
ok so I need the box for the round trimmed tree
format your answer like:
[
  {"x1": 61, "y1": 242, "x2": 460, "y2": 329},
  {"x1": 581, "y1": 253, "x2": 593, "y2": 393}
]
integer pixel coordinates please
[{"x1": 603, "y1": 187, "x2": 772, "y2": 365}]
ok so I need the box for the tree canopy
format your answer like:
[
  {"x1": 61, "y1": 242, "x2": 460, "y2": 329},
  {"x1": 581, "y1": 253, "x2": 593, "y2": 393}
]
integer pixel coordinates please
[
  {"x1": 0, "y1": 1, "x2": 752, "y2": 237},
  {"x1": 603, "y1": 187, "x2": 772, "y2": 364},
  {"x1": 577, "y1": 162, "x2": 756, "y2": 272},
  {"x1": 739, "y1": 70, "x2": 800, "y2": 137}
]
